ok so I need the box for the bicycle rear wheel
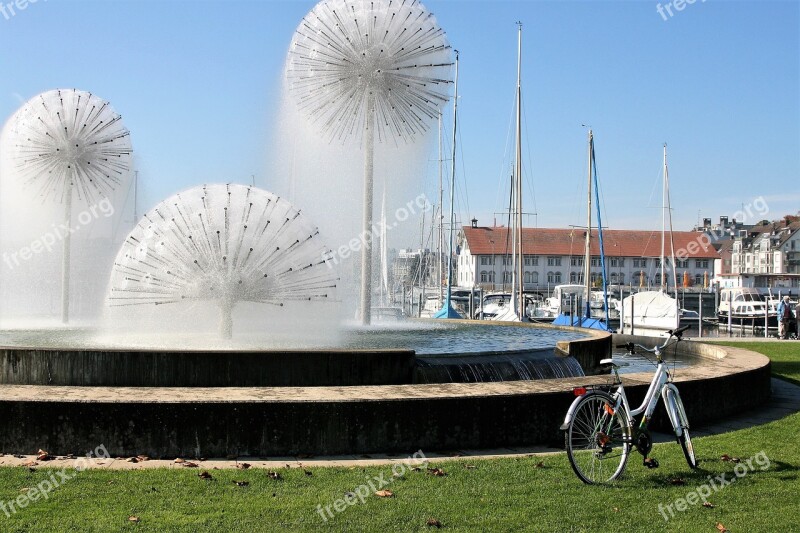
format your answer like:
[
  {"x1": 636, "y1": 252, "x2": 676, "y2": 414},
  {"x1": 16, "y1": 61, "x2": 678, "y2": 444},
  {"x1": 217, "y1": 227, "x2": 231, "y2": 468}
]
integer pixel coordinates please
[
  {"x1": 565, "y1": 391, "x2": 631, "y2": 484},
  {"x1": 665, "y1": 388, "x2": 697, "y2": 469}
]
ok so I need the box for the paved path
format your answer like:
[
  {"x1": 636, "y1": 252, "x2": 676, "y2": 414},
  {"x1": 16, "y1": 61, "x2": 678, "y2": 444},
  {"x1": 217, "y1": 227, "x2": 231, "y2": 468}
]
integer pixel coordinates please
[{"x1": 1, "y1": 378, "x2": 796, "y2": 471}]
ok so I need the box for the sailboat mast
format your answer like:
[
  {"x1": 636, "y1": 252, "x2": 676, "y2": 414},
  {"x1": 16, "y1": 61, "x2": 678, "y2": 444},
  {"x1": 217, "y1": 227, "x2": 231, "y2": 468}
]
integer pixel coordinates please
[
  {"x1": 584, "y1": 130, "x2": 593, "y2": 318},
  {"x1": 664, "y1": 144, "x2": 679, "y2": 296},
  {"x1": 515, "y1": 22, "x2": 524, "y2": 319},
  {"x1": 443, "y1": 51, "x2": 459, "y2": 309},
  {"x1": 438, "y1": 112, "x2": 444, "y2": 305},
  {"x1": 661, "y1": 144, "x2": 667, "y2": 292}
]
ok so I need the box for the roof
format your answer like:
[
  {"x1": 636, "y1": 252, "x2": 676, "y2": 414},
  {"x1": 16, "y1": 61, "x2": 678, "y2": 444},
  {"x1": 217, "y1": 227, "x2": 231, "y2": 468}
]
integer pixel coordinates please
[{"x1": 461, "y1": 226, "x2": 720, "y2": 259}]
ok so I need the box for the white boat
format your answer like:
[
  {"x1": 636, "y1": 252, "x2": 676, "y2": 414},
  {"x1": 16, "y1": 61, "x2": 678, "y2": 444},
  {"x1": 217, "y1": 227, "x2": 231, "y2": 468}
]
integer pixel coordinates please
[
  {"x1": 718, "y1": 287, "x2": 776, "y2": 328},
  {"x1": 621, "y1": 144, "x2": 680, "y2": 335}
]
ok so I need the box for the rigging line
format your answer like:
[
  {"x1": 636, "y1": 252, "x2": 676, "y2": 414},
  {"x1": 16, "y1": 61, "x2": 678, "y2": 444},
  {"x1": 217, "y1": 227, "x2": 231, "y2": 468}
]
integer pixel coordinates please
[{"x1": 493, "y1": 86, "x2": 518, "y2": 225}]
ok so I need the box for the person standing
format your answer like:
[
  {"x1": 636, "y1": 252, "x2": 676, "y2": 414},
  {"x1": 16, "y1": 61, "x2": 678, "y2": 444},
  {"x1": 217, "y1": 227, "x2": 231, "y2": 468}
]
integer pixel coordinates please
[{"x1": 777, "y1": 296, "x2": 793, "y2": 340}]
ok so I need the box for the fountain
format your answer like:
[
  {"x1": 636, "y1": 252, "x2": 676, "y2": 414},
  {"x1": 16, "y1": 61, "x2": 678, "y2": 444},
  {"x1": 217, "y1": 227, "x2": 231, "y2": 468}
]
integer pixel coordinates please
[{"x1": 0, "y1": 0, "x2": 771, "y2": 459}]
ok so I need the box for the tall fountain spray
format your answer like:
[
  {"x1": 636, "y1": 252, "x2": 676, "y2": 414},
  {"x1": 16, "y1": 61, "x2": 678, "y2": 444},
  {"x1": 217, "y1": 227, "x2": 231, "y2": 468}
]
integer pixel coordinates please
[
  {"x1": 286, "y1": 0, "x2": 453, "y2": 325},
  {"x1": 8, "y1": 89, "x2": 133, "y2": 323},
  {"x1": 108, "y1": 184, "x2": 338, "y2": 338}
]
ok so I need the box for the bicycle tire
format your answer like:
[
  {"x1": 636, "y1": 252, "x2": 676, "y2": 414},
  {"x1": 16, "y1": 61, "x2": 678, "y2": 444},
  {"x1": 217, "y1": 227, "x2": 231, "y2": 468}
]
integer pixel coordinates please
[
  {"x1": 565, "y1": 391, "x2": 631, "y2": 484},
  {"x1": 665, "y1": 388, "x2": 697, "y2": 469}
]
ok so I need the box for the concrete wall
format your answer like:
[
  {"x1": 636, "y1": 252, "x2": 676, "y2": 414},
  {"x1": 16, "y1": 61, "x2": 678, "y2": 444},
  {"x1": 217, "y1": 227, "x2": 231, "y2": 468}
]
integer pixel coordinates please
[{"x1": 0, "y1": 348, "x2": 416, "y2": 387}]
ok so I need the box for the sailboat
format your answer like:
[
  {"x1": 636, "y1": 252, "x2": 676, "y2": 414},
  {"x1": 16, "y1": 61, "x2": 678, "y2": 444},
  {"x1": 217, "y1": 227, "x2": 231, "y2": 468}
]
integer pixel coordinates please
[
  {"x1": 551, "y1": 129, "x2": 613, "y2": 331},
  {"x1": 433, "y1": 51, "x2": 464, "y2": 320},
  {"x1": 484, "y1": 22, "x2": 527, "y2": 323},
  {"x1": 620, "y1": 144, "x2": 680, "y2": 335}
]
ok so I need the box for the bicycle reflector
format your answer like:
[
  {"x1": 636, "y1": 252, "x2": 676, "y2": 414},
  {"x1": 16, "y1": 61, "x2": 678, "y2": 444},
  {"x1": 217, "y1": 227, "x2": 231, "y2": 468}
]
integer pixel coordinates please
[{"x1": 573, "y1": 387, "x2": 587, "y2": 396}]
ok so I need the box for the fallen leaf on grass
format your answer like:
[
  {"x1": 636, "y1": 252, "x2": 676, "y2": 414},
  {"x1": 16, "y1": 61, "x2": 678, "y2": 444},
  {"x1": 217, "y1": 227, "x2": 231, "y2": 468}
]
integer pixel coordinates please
[
  {"x1": 128, "y1": 516, "x2": 140, "y2": 523},
  {"x1": 20, "y1": 488, "x2": 29, "y2": 493},
  {"x1": 720, "y1": 454, "x2": 740, "y2": 463},
  {"x1": 427, "y1": 468, "x2": 447, "y2": 477},
  {"x1": 534, "y1": 461, "x2": 546, "y2": 469},
  {"x1": 233, "y1": 481, "x2": 250, "y2": 487},
  {"x1": 670, "y1": 478, "x2": 686, "y2": 486},
  {"x1": 464, "y1": 465, "x2": 477, "y2": 470},
  {"x1": 267, "y1": 472, "x2": 282, "y2": 481},
  {"x1": 182, "y1": 462, "x2": 199, "y2": 468},
  {"x1": 613, "y1": 507, "x2": 619, "y2": 512},
  {"x1": 303, "y1": 470, "x2": 313, "y2": 477},
  {"x1": 37, "y1": 449, "x2": 52, "y2": 461},
  {"x1": 126, "y1": 457, "x2": 139, "y2": 464},
  {"x1": 703, "y1": 502, "x2": 715, "y2": 509},
  {"x1": 174, "y1": 458, "x2": 186, "y2": 464},
  {"x1": 716, "y1": 523, "x2": 728, "y2": 532},
  {"x1": 136, "y1": 456, "x2": 149, "y2": 462},
  {"x1": 198, "y1": 471, "x2": 213, "y2": 480},
  {"x1": 411, "y1": 467, "x2": 422, "y2": 472},
  {"x1": 426, "y1": 518, "x2": 442, "y2": 528},
  {"x1": 375, "y1": 490, "x2": 394, "y2": 498},
  {"x1": 236, "y1": 463, "x2": 252, "y2": 470}
]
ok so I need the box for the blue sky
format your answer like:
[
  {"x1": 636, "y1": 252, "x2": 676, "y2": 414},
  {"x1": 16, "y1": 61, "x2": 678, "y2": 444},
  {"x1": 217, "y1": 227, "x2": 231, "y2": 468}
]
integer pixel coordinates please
[{"x1": 0, "y1": 0, "x2": 798, "y2": 240}]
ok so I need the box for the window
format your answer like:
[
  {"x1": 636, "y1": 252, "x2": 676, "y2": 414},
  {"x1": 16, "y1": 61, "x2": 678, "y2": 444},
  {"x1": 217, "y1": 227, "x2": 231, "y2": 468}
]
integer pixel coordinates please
[
  {"x1": 480, "y1": 256, "x2": 490, "y2": 266},
  {"x1": 619, "y1": 273, "x2": 624, "y2": 284},
  {"x1": 524, "y1": 256, "x2": 538, "y2": 266},
  {"x1": 591, "y1": 257, "x2": 599, "y2": 267},
  {"x1": 547, "y1": 271, "x2": 555, "y2": 284},
  {"x1": 503, "y1": 271, "x2": 512, "y2": 283},
  {"x1": 555, "y1": 271, "x2": 562, "y2": 283},
  {"x1": 677, "y1": 260, "x2": 690, "y2": 269},
  {"x1": 633, "y1": 258, "x2": 648, "y2": 268},
  {"x1": 655, "y1": 273, "x2": 662, "y2": 285},
  {"x1": 480, "y1": 271, "x2": 488, "y2": 283},
  {"x1": 570, "y1": 256, "x2": 583, "y2": 267},
  {"x1": 695, "y1": 259, "x2": 709, "y2": 268},
  {"x1": 695, "y1": 274, "x2": 703, "y2": 286},
  {"x1": 502, "y1": 255, "x2": 512, "y2": 266},
  {"x1": 524, "y1": 272, "x2": 531, "y2": 283},
  {"x1": 547, "y1": 256, "x2": 561, "y2": 266},
  {"x1": 610, "y1": 272, "x2": 618, "y2": 284},
  {"x1": 570, "y1": 271, "x2": 578, "y2": 284},
  {"x1": 531, "y1": 272, "x2": 538, "y2": 284},
  {"x1": 655, "y1": 258, "x2": 661, "y2": 268}
]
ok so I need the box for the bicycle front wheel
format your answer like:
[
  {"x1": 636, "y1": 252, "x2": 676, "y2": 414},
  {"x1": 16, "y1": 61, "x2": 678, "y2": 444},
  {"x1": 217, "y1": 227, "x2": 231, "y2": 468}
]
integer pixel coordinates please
[
  {"x1": 665, "y1": 387, "x2": 697, "y2": 469},
  {"x1": 565, "y1": 392, "x2": 631, "y2": 484}
]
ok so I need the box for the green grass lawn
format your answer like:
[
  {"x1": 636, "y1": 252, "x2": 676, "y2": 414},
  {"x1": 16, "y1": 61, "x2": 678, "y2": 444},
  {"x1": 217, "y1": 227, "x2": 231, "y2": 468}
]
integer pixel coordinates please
[{"x1": 0, "y1": 343, "x2": 797, "y2": 532}]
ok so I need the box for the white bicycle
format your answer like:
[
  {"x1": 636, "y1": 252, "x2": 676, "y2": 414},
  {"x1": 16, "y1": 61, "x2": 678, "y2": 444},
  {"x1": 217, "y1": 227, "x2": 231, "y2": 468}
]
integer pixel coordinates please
[{"x1": 561, "y1": 325, "x2": 698, "y2": 484}]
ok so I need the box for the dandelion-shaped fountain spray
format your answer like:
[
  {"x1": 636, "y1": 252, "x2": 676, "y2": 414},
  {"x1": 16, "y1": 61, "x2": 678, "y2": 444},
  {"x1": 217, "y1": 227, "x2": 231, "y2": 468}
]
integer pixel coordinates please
[
  {"x1": 286, "y1": 0, "x2": 453, "y2": 325},
  {"x1": 108, "y1": 184, "x2": 338, "y2": 338},
  {"x1": 9, "y1": 89, "x2": 133, "y2": 323}
]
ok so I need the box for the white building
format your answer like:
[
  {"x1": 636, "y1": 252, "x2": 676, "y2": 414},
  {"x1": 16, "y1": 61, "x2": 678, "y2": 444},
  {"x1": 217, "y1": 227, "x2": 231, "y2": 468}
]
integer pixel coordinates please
[{"x1": 457, "y1": 225, "x2": 719, "y2": 293}]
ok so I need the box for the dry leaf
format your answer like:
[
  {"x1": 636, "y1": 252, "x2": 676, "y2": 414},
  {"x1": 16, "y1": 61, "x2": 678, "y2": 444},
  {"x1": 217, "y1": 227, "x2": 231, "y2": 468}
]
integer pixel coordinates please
[
  {"x1": 136, "y1": 455, "x2": 150, "y2": 462},
  {"x1": 375, "y1": 490, "x2": 394, "y2": 498},
  {"x1": 534, "y1": 461, "x2": 545, "y2": 469},
  {"x1": 703, "y1": 502, "x2": 715, "y2": 509},
  {"x1": 670, "y1": 478, "x2": 686, "y2": 486},
  {"x1": 267, "y1": 472, "x2": 282, "y2": 481},
  {"x1": 126, "y1": 457, "x2": 139, "y2": 463},
  {"x1": 236, "y1": 463, "x2": 252, "y2": 470},
  {"x1": 22, "y1": 461, "x2": 38, "y2": 467},
  {"x1": 716, "y1": 523, "x2": 728, "y2": 532},
  {"x1": 426, "y1": 518, "x2": 442, "y2": 528},
  {"x1": 427, "y1": 468, "x2": 447, "y2": 477},
  {"x1": 128, "y1": 516, "x2": 140, "y2": 523},
  {"x1": 19, "y1": 488, "x2": 29, "y2": 493},
  {"x1": 613, "y1": 507, "x2": 619, "y2": 512},
  {"x1": 233, "y1": 480, "x2": 249, "y2": 487},
  {"x1": 198, "y1": 471, "x2": 213, "y2": 480},
  {"x1": 174, "y1": 458, "x2": 186, "y2": 464},
  {"x1": 303, "y1": 470, "x2": 313, "y2": 477},
  {"x1": 36, "y1": 449, "x2": 52, "y2": 461},
  {"x1": 720, "y1": 454, "x2": 740, "y2": 463},
  {"x1": 182, "y1": 462, "x2": 199, "y2": 468},
  {"x1": 465, "y1": 465, "x2": 477, "y2": 470}
]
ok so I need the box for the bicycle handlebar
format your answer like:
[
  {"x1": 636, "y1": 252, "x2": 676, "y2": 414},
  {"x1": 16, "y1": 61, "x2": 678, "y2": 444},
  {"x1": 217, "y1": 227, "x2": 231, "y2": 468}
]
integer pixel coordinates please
[{"x1": 622, "y1": 325, "x2": 688, "y2": 355}]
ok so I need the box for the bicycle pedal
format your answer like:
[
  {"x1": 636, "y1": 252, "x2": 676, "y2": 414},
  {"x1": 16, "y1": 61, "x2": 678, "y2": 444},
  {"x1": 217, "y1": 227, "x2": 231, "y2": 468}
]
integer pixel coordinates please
[{"x1": 643, "y1": 458, "x2": 659, "y2": 469}]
